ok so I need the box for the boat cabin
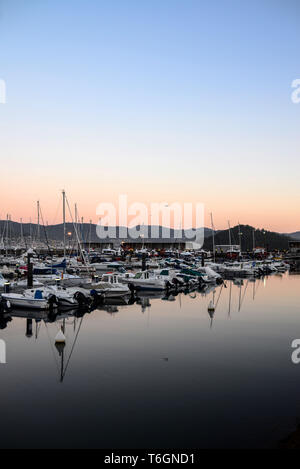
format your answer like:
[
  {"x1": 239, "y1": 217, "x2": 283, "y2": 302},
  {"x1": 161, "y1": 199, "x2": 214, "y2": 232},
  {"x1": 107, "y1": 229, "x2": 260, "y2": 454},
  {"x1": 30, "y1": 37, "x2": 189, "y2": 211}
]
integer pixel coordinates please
[
  {"x1": 134, "y1": 271, "x2": 153, "y2": 280},
  {"x1": 101, "y1": 274, "x2": 120, "y2": 284}
]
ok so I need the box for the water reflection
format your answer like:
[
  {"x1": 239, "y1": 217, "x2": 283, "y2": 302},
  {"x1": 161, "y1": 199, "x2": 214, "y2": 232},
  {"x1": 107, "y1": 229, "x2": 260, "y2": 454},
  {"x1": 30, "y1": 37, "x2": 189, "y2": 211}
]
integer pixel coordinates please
[
  {"x1": 0, "y1": 277, "x2": 269, "y2": 380},
  {"x1": 0, "y1": 277, "x2": 270, "y2": 337},
  {"x1": 0, "y1": 273, "x2": 299, "y2": 448}
]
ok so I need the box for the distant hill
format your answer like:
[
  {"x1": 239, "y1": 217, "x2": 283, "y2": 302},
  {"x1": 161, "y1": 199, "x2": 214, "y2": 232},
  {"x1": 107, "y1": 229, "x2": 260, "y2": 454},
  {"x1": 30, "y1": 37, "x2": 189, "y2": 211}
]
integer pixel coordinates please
[
  {"x1": 204, "y1": 224, "x2": 292, "y2": 251},
  {"x1": 287, "y1": 231, "x2": 300, "y2": 241},
  {"x1": 0, "y1": 220, "x2": 293, "y2": 250},
  {"x1": 0, "y1": 220, "x2": 212, "y2": 243}
]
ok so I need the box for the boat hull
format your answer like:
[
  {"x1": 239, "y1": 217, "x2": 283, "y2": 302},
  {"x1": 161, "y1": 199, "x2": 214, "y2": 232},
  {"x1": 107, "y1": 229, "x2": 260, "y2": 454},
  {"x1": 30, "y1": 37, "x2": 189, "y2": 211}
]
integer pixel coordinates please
[{"x1": 1, "y1": 294, "x2": 50, "y2": 310}]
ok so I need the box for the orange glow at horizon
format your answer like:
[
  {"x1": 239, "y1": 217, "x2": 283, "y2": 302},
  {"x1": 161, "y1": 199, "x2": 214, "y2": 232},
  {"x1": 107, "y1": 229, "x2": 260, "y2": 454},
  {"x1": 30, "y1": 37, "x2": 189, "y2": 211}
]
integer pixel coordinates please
[{"x1": 1, "y1": 179, "x2": 299, "y2": 233}]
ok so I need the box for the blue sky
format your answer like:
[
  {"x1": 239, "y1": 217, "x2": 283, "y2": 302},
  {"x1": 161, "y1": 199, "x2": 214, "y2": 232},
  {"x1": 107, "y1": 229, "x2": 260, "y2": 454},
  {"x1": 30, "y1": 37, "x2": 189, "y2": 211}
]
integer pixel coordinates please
[{"x1": 0, "y1": 0, "x2": 299, "y2": 230}]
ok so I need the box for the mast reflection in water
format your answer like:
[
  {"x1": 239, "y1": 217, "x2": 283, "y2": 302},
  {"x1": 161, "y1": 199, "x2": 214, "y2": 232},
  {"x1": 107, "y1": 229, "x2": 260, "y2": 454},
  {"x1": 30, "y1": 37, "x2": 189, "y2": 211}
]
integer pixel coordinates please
[{"x1": 0, "y1": 273, "x2": 300, "y2": 448}]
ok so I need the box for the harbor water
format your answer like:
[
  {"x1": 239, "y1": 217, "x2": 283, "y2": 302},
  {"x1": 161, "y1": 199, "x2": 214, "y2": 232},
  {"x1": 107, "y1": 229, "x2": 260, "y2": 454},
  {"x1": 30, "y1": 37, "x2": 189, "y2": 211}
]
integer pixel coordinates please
[{"x1": 0, "y1": 272, "x2": 300, "y2": 448}]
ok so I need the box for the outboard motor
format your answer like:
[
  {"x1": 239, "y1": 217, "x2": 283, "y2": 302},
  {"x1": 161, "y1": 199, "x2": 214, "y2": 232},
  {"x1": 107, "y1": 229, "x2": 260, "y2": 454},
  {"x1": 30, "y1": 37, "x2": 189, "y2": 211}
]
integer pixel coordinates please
[
  {"x1": 0, "y1": 298, "x2": 12, "y2": 330},
  {"x1": 48, "y1": 294, "x2": 58, "y2": 310},
  {"x1": 74, "y1": 291, "x2": 90, "y2": 307}
]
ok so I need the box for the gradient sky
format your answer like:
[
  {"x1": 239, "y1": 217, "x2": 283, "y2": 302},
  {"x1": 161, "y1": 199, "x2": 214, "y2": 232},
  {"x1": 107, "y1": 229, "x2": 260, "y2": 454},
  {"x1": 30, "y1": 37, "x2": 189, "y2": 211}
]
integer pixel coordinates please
[{"x1": 0, "y1": 0, "x2": 299, "y2": 231}]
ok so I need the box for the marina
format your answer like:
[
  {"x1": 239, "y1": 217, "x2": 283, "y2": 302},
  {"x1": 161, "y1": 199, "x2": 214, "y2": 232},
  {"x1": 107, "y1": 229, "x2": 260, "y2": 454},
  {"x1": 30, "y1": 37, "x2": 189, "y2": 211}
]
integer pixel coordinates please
[
  {"x1": 0, "y1": 196, "x2": 298, "y2": 449},
  {"x1": 1, "y1": 0, "x2": 300, "y2": 453}
]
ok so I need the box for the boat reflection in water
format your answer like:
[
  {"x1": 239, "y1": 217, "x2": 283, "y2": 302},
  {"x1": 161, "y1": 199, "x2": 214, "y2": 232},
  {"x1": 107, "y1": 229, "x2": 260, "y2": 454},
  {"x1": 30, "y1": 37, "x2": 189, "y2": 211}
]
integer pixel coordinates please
[
  {"x1": 0, "y1": 273, "x2": 299, "y2": 448},
  {"x1": 0, "y1": 276, "x2": 275, "y2": 383}
]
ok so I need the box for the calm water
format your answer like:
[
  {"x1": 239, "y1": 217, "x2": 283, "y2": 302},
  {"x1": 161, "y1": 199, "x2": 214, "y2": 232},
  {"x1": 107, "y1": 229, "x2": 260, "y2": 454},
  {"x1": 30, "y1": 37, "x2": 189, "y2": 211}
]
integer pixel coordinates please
[{"x1": 0, "y1": 272, "x2": 300, "y2": 448}]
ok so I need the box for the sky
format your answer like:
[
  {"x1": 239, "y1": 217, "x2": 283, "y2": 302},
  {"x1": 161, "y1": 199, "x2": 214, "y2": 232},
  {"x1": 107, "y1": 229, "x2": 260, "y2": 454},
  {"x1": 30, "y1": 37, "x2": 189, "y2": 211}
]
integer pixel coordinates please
[{"x1": 0, "y1": 0, "x2": 299, "y2": 232}]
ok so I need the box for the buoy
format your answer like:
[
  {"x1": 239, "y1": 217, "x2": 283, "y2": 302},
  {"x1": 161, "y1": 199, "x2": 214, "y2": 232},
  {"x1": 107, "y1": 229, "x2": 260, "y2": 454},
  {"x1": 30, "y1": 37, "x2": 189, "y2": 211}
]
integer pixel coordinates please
[
  {"x1": 208, "y1": 300, "x2": 215, "y2": 312},
  {"x1": 55, "y1": 329, "x2": 66, "y2": 344}
]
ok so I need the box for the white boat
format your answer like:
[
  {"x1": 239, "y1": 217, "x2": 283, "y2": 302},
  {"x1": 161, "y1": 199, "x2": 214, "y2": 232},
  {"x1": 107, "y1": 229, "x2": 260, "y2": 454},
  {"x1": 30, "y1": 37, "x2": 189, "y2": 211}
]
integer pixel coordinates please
[
  {"x1": 117, "y1": 272, "x2": 136, "y2": 283},
  {"x1": 123, "y1": 271, "x2": 167, "y2": 291},
  {"x1": 1, "y1": 291, "x2": 52, "y2": 310},
  {"x1": 33, "y1": 274, "x2": 59, "y2": 283},
  {"x1": 273, "y1": 261, "x2": 289, "y2": 272},
  {"x1": 24, "y1": 286, "x2": 90, "y2": 308},
  {"x1": 90, "y1": 262, "x2": 124, "y2": 272},
  {"x1": 222, "y1": 262, "x2": 257, "y2": 277},
  {"x1": 196, "y1": 266, "x2": 223, "y2": 283},
  {"x1": 13, "y1": 279, "x2": 44, "y2": 288},
  {"x1": 33, "y1": 273, "x2": 84, "y2": 286},
  {"x1": 59, "y1": 274, "x2": 86, "y2": 287},
  {"x1": 155, "y1": 268, "x2": 184, "y2": 286},
  {"x1": 90, "y1": 273, "x2": 130, "y2": 298}
]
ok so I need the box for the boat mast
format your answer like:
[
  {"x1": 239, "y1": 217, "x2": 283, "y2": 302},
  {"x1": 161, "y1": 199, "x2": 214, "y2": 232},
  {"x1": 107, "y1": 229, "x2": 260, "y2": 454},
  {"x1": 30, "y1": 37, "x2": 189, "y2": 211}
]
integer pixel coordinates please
[
  {"x1": 20, "y1": 218, "x2": 23, "y2": 245},
  {"x1": 75, "y1": 203, "x2": 78, "y2": 256},
  {"x1": 210, "y1": 213, "x2": 215, "y2": 263},
  {"x1": 9, "y1": 214, "x2": 11, "y2": 249},
  {"x1": 89, "y1": 219, "x2": 92, "y2": 253},
  {"x1": 29, "y1": 217, "x2": 32, "y2": 247},
  {"x1": 9, "y1": 214, "x2": 11, "y2": 252},
  {"x1": 228, "y1": 220, "x2": 231, "y2": 249},
  {"x1": 37, "y1": 200, "x2": 40, "y2": 244},
  {"x1": 62, "y1": 190, "x2": 66, "y2": 258},
  {"x1": 5, "y1": 214, "x2": 8, "y2": 257},
  {"x1": 81, "y1": 217, "x2": 84, "y2": 258},
  {"x1": 238, "y1": 222, "x2": 242, "y2": 258}
]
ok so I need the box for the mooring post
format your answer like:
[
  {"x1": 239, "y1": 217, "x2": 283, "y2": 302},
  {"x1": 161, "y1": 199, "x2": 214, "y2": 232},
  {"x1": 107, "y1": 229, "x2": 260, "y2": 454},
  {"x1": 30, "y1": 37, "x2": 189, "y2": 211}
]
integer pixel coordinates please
[
  {"x1": 142, "y1": 252, "x2": 146, "y2": 271},
  {"x1": 27, "y1": 250, "x2": 34, "y2": 288},
  {"x1": 26, "y1": 318, "x2": 33, "y2": 338}
]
